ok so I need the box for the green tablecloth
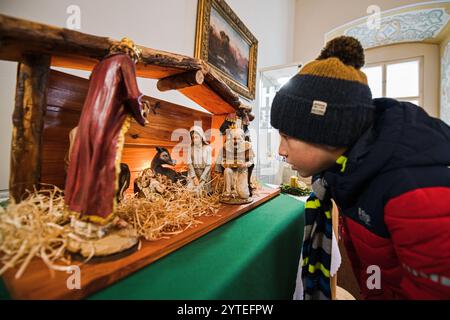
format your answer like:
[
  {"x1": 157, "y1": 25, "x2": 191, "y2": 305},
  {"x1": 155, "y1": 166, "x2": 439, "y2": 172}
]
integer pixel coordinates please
[{"x1": 0, "y1": 194, "x2": 305, "y2": 300}]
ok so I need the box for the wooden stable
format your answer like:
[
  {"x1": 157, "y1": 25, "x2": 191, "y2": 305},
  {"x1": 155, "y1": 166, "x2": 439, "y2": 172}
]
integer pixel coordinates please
[
  {"x1": 0, "y1": 13, "x2": 247, "y2": 202},
  {"x1": 43, "y1": 69, "x2": 213, "y2": 190},
  {"x1": 0, "y1": 14, "x2": 280, "y2": 299}
]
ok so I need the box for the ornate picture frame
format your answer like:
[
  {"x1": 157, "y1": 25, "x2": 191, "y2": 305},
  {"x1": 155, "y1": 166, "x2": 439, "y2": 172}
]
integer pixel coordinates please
[{"x1": 195, "y1": 0, "x2": 258, "y2": 100}]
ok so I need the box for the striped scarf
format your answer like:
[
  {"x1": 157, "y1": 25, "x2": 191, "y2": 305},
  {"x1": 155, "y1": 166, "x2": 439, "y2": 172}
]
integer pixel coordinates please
[{"x1": 301, "y1": 155, "x2": 347, "y2": 300}]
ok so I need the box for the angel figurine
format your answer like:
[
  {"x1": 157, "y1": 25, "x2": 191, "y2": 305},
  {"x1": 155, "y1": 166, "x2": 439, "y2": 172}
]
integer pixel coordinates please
[{"x1": 186, "y1": 126, "x2": 212, "y2": 194}]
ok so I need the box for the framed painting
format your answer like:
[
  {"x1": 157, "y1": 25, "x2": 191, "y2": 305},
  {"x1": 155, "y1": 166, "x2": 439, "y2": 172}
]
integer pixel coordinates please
[{"x1": 195, "y1": 0, "x2": 258, "y2": 100}]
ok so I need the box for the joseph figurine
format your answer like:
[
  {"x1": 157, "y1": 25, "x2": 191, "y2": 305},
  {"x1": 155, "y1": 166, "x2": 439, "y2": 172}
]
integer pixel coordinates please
[{"x1": 65, "y1": 38, "x2": 148, "y2": 227}]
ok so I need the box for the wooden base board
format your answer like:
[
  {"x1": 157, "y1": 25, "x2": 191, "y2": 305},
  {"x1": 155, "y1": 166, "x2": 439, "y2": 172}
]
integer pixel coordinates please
[{"x1": 2, "y1": 187, "x2": 280, "y2": 300}]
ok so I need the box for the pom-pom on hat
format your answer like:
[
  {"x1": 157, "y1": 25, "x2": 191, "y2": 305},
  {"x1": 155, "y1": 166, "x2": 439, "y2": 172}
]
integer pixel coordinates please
[{"x1": 270, "y1": 36, "x2": 374, "y2": 147}]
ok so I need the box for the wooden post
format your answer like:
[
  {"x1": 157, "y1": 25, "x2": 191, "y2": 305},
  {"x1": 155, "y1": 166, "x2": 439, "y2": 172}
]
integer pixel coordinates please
[
  {"x1": 157, "y1": 70, "x2": 204, "y2": 91},
  {"x1": 210, "y1": 114, "x2": 227, "y2": 163},
  {"x1": 9, "y1": 54, "x2": 50, "y2": 202}
]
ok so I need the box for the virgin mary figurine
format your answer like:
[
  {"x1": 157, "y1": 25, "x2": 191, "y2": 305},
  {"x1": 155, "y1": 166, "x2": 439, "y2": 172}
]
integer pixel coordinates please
[
  {"x1": 64, "y1": 38, "x2": 149, "y2": 250},
  {"x1": 187, "y1": 126, "x2": 212, "y2": 194}
]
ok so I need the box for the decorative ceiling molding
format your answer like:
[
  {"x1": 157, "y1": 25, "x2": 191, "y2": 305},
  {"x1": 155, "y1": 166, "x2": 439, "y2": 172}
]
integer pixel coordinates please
[
  {"x1": 325, "y1": 1, "x2": 450, "y2": 49},
  {"x1": 345, "y1": 8, "x2": 449, "y2": 48}
]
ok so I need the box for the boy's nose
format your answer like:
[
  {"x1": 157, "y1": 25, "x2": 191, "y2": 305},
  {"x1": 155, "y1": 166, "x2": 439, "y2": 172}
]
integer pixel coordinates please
[{"x1": 278, "y1": 145, "x2": 287, "y2": 158}]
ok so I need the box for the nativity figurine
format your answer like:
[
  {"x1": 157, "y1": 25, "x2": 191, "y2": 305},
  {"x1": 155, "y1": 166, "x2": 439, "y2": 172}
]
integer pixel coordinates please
[
  {"x1": 186, "y1": 126, "x2": 212, "y2": 194},
  {"x1": 216, "y1": 126, "x2": 255, "y2": 204},
  {"x1": 134, "y1": 168, "x2": 166, "y2": 199},
  {"x1": 133, "y1": 147, "x2": 186, "y2": 200},
  {"x1": 65, "y1": 126, "x2": 131, "y2": 203},
  {"x1": 151, "y1": 146, "x2": 186, "y2": 184},
  {"x1": 64, "y1": 37, "x2": 150, "y2": 257},
  {"x1": 219, "y1": 106, "x2": 256, "y2": 196}
]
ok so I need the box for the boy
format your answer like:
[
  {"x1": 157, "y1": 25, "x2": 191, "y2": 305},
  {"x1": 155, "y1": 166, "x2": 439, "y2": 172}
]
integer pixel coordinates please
[{"x1": 271, "y1": 36, "x2": 450, "y2": 299}]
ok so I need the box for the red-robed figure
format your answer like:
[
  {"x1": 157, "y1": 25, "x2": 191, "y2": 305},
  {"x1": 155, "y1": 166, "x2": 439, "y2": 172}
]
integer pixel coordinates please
[{"x1": 65, "y1": 38, "x2": 148, "y2": 225}]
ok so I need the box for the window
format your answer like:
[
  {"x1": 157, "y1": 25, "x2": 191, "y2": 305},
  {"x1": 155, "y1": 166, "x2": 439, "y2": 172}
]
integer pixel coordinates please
[
  {"x1": 363, "y1": 65, "x2": 383, "y2": 98},
  {"x1": 257, "y1": 64, "x2": 299, "y2": 184},
  {"x1": 362, "y1": 58, "x2": 422, "y2": 106}
]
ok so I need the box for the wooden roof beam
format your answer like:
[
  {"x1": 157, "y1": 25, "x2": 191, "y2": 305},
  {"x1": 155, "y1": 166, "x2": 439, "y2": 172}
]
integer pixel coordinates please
[{"x1": 0, "y1": 14, "x2": 242, "y2": 114}]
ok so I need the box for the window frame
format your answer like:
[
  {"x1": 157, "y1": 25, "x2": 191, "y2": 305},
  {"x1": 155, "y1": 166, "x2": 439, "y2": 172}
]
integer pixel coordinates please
[{"x1": 363, "y1": 56, "x2": 424, "y2": 106}]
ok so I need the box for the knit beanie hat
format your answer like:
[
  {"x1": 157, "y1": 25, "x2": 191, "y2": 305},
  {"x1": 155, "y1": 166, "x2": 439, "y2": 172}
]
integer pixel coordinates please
[{"x1": 270, "y1": 36, "x2": 375, "y2": 147}]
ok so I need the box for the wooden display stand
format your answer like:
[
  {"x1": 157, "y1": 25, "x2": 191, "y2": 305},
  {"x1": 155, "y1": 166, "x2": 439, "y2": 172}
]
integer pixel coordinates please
[
  {"x1": 0, "y1": 14, "x2": 280, "y2": 299},
  {"x1": 2, "y1": 187, "x2": 279, "y2": 300}
]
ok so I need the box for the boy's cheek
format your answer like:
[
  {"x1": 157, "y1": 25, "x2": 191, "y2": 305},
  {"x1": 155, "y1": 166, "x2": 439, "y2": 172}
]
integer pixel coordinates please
[
  {"x1": 289, "y1": 154, "x2": 323, "y2": 177},
  {"x1": 290, "y1": 161, "x2": 314, "y2": 178},
  {"x1": 286, "y1": 154, "x2": 305, "y2": 171}
]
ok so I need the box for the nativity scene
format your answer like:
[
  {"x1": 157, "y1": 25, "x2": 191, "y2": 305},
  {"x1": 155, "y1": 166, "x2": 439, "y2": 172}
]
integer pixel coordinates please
[{"x1": 0, "y1": 14, "x2": 278, "y2": 300}]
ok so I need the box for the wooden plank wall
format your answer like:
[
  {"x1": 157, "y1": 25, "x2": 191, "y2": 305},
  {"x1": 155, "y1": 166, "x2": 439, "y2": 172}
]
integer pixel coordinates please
[{"x1": 42, "y1": 69, "x2": 212, "y2": 190}]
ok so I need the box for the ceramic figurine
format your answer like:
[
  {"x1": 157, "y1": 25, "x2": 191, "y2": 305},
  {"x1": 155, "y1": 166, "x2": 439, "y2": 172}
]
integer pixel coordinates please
[
  {"x1": 116, "y1": 163, "x2": 131, "y2": 202},
  {"x1": 151, "y1": 147, "x2": 186, "y2": 184},
  {"x1": 65, "y1": 126, "x2": 131, "y2": 203},
  {"x1": 64, "y1": 126, "x2": 79, "y2": 172},
  {"x1": 216, "y1": 126, "x2": 255, "y2": 204},
  {"x1": 219, "y1": 107, "x2": 256, "y2": 196},
  {"x1": 64, "y1": 38, "x2": 150, "y2": 257},
  {"x1": 186, "y1": 126, "x2": 212, "y2": 194},
  {"x1": 219, "y1": 106, "x2": 254, "y2": 136},
  {"x1": 134, "y1": 168, "x2": 166, "y2": 199}
]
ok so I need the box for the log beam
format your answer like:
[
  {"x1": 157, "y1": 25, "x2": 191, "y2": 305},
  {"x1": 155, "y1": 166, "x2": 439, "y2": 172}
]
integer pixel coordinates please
[
  {"x1": 157, "y1": 70, "x2": 204, "y2": 92},
  {"x1": 0, "y1": 14, "x2": 243, "y2": 113},
  {"x1": 9, "y1": 54, "x2": 50, "y2": 202},
  {"x1": 203, "y1": 69, "x2": 241, "y2": 109}
]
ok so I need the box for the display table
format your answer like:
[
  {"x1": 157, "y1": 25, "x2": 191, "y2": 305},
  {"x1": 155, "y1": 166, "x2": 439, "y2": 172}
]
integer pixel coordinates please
[{"x1": 0, "y1": 194, "x2": 305, "y2": 300}]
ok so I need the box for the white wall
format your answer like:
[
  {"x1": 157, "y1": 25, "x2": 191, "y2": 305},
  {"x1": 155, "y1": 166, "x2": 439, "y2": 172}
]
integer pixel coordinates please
[
  {"x1": 227, "y1": 0, "x2": 295, "y2": 68},
  {"x1": 293, "y1": 0, "x2": 426, "y2": 64},
  {"x1": 0, "y1": 0, "x2": 295, "y2": 190},
  {"x1": 441, "y1": 33, "x2": 450, "y2": 124}
]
